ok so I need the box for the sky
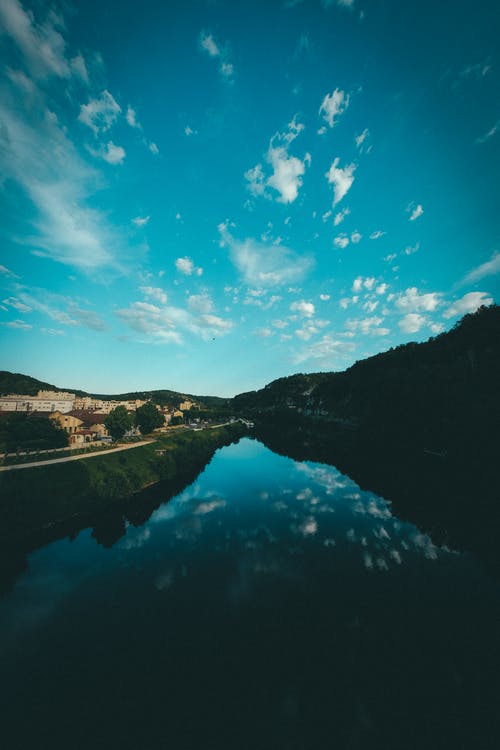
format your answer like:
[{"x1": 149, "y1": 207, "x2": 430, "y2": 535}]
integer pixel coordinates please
[{"x1": 0, "y1": 0, "x2": 499, "y2": 397}]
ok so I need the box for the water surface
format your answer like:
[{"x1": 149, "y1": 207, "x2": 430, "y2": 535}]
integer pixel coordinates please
[{"x1": 1, "y1": 438, "x2": 499, "y2": 749}]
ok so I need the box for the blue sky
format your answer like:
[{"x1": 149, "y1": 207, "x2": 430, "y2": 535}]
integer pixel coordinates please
[{"x1": 0, "y1": 0, "x2": 499, "y2": 396}]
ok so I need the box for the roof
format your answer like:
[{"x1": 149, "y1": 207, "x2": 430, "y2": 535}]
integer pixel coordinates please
[{"x1": 68, "y1": 410, "x2": 108, "y2": 426}]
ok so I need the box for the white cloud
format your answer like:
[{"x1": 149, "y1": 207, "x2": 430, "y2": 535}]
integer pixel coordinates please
[
  {"x1": 319, "y1": 89, "x2": 349, "y2": 128},
  {"x1": 199, "y1": 30, "x2": 234, "y2": 81},
  {"x1": 219, "y1": 224, "x2": 313, "y2": 288},
  {"x1": 132, "y1": 216, "x2": 150, "y2": 227},
  {"x1": 0, "y1": 10, "x2": 144, "y2": 274},
  {"x1": 320, "y1": 294, "x2": 330, "y2": 301},
  {"x1": 0, "y1": 264, "x2": 19, "y2": 278},
  {"x1": 200, "y1": 32, "x2": 220, "y2": 57},
  {"x1": 334, "y1": 235, "x2": 349, "y2": 249},
  {"x1": 254, "y1": 327, "x2": 273, "y2": 338},
  {"x1": 369, "y1": 230, "x2": 385, "y2": 240},
  {"x1": 220, "y1": 62, "x2": 234, "y2": 79},
  {"x1": 351, "y1": 230, "x2": 362, "y2": 244},
  {"x1": 78, "y1": 90, "x2": 121, "y2": 135},
  {"x1": 290, "y1": 300, "x2": 315, "y2": 317},
  {"x1": 398, "y1": 313, "x2": 427, "y2": 333},
  {"x1": 475, "y1": 120, "x2": 499, "y2": 145},
  {"x1": 175, "y1": 256, "x2": 203, "y2": 276},
  {"x1": 334, "y1": 207, "x2": 350, "y2": 226},
  {"x1": 149, "y1": 142, "x2": 159, "y2": 155},
  {"x1": 244, "y1": 164, "x2": 267, "y2": 197},
  {"x1": 267, "y1": 146, "x2": 310, "y2": 203},
  {"x1": 70, "y1": 54, "x2": 89, "y2": 84},
  {"x1": 140, "y1": 286, "x2": 168, "y2": 305},
  {"x1": 376, "y1": 283, "x2": 388, "y2": 295},
  {"x1": 116, "y1": 299, "x2": 232, "y2": 344},
  {"x1": 126, "y1": 106, "x2": 141, "y2": 129},
  {"x1": 99, "y1": 141, "x2": 126, "y2": 165},
  {"x1": 326, "y1": 157, "x2": 356, "y2": 205},
  {"x1": 4, "y1": 319, "x2": 32, "y2": 330},
  {"x1": 459, "y1": 60, "x2": 492, "y2": 80},
  {"x1": 346, "y1": 316, "x2": 386, "y2": 335},
  {"x1": 443, "y1": 292, "x2": 493, "y2": 319},
  {"x1": 3, "y1": 296, "x2": 31, "y2": 312},
  {"x1": 355, "y1": 128, "x2": 369, "y2": 149},
  {"x1": 408, "y1": 203, "x2": 424, "y2": 221},
  {"x1": 245, "y1": 117, "x2": 310, "y2": 204},
  {"x1": 295, "y1": 322, "x2": 319, "y2": 341},
  {"x1": 188, "y1": 293, "x2": 214, "y2": 314},
  {"x1": 462, "y1": 252, "x2": 500, "y2": 283},
  {"x1": 352, "y1": 276, "x2": 376, "y2": 292},
  {"x1": 15, "y1": 289, "x2": 106, "y2": 330},
  {"x1": 292, "y1": 334, "x2": 355, "y2": 365},
  {"x1": 41, "y1": 327, "x2": 65, "y2": 336},
  {"x1": 0, "y1": 0, "x2": 71, "y2": 81},
  {"x1": 395, "y1": 287, "x2": 441, "y2": 313},
  {"x1": 0, "y1": 101, "x2": 116, "y2": 270}
]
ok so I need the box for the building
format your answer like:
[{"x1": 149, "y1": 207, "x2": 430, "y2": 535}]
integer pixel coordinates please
[
  {"x1": 179, "y1": 400, "x2": 195, "y2": 411},
  {"x1": 0, "y1": 391, "x2": 75, "y2": 413},
  {"x1": 49, "y1": 411, "x2": 83, "y2": 434},
  {"x1": 72, "y1": 397, "x2": 147, "y2": 413}
]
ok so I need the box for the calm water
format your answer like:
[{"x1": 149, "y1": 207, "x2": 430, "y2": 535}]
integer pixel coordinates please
[{"x1": 1, "y1": 438, "x2": 499, "y2": 749}]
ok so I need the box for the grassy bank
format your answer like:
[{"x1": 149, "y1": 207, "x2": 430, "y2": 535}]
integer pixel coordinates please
[{"x1": 0, "y1": 424, "x2": 246, "y2": 546}]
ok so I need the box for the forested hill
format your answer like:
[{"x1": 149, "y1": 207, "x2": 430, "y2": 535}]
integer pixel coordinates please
[
  {"x1": 232, "y1": 305, "x2": 500, "y2": 451},
  {"x1": 0, "y1": 372, "x2": 227, "y2": 409}
]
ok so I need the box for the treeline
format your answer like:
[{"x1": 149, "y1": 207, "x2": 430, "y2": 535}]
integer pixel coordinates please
[
  {"x1": 232, "y1": 305, "x2": 500, "y2": 456},
  {"x1": 0, "y1": 413, "x2": 68, "y2": 452}
]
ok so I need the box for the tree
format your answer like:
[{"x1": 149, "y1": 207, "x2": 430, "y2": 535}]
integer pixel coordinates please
[
  {"x1": 0, "y1": 413, "x2": 68, "y2": 452},
  {"x1": 104, "y1": 406, "x2": 134, "y2": 441},
  {"x1": 135, "y1": 401, "x2": 164, "y2": 435}
]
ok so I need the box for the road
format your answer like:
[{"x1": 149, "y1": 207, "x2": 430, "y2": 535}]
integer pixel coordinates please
[
  {"x1": 0, "y1": 421, "x2": 249, "y2": 473},
  {"x1": 0, "y1": 440, "x2": 154, "y2": 472}
]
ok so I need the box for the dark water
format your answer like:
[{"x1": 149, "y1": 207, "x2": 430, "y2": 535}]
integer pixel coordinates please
[{"x1": 1, "y1": 438, "x2": 499, "y2": 749}]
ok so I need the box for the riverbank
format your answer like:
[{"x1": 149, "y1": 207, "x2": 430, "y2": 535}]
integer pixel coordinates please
[
  {"x1": 0, "y1": 423, "x2": 247, "y2": 548},
  {"x1": 0, "y1": 440, "x2": 153, "y2": 471}
]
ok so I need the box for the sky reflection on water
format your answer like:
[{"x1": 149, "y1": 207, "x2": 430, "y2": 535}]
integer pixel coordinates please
[{"x1": 1, "y1": 438, "x2": 499, "y2": 749}]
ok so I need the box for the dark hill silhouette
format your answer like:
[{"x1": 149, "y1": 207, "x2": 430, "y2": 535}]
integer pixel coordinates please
[
  {"x1": 0, "y1": 372, "x2": 227, "y2": 409},
  {"x1": 232, "y1": 304, "x2": 500, "y2": 458}
]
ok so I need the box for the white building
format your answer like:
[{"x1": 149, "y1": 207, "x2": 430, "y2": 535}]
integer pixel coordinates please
[{"x1": 0, "y1": 390, "x2": 75, "y2": 413}]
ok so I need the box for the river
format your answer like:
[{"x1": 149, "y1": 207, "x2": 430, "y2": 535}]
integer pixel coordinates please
[{"x1": 1, "y1": 437, "x2": 499, "y2": 749}]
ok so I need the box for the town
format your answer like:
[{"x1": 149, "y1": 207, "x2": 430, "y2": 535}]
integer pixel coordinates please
[{"x1": 0, "y1": 390, "x2": 223, "y2": 453}]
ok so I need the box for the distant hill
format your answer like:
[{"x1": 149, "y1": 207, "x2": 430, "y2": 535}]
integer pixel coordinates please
[
  {"x1": 0, "y1": 372, "x2": 228, "y2": 409},
  {"x1": 232, "y1": 304, "x2": 500, "y2": 454}
]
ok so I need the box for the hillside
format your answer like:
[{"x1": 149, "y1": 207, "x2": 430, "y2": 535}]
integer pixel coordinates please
[
  {"x1": 232, "y1": 304, "x2": 500, "y2": 454},
  {"x1": 0, "y1": 372, "x2": 228, "y2": 409}
]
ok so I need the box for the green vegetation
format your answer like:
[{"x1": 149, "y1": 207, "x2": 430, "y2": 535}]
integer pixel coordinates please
[
  {"x1": 0, "y1": 423, "x2": 246, "y2": 545},
  {"x1": 233, "y1": 305, "x2": 500, "y2": 456},
  {"x1": 135, "y1": 401, "x2": 164, "y2": 434},
  {"x1": 0, "y1": 413, "x2": 68, "y2": 452},
  {"x1": 104, "y1": 406, "x2": 134, "y2": 440},
  {"x1": 0, "y1": 371, "x2": 86, "y2": 397}
]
